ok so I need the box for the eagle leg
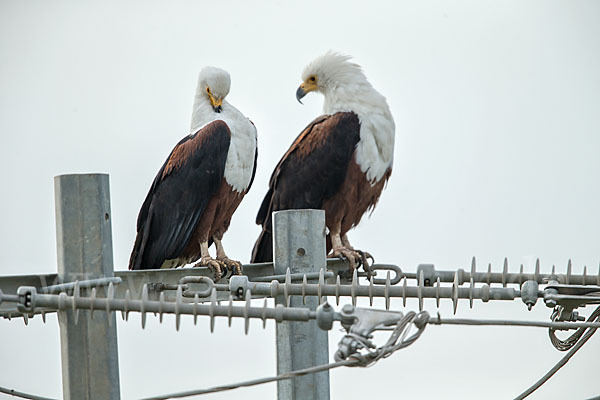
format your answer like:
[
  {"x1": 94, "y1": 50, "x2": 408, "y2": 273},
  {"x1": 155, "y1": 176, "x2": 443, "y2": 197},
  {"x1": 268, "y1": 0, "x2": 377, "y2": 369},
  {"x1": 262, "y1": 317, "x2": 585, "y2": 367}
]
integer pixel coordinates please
[
  {"x1": 192, "y1": 241, "x2": 227, "y2": 281},
  {"x1": 329, "y1": 232, "x2": 363, "y2": 272},
  {"x1": 214, "y1": 237, "x2": 243, "y2": 276}
]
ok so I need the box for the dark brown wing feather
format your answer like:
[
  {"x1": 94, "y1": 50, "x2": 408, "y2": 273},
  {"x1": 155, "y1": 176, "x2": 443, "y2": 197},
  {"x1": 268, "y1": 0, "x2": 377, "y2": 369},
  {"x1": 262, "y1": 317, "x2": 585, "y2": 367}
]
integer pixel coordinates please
[
  {"x1": 129, "y1": 120, "x2": 231, "y2": 270},
  {"x1": 251, "y1": 112, "x2": 360, "y2": 263}
]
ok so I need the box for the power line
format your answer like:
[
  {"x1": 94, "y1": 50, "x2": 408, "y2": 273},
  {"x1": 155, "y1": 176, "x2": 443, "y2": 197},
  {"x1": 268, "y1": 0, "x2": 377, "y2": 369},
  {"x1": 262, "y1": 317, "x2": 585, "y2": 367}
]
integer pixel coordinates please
[
  {"x1": 515, "y1": 305, "x2": 600, "y2": 400},
  {"x1": 140, "y1": 311, "x2": 427, "y2": 399},
  {"x1": 2, "y1": 310, "x2": 598, "y2": 400},
  {"x1": 0, "y1": 386, "x2": 56, "y2": 400},
  {"x1": 140, "y1": 359, "x2": 356, "y2": 400}
]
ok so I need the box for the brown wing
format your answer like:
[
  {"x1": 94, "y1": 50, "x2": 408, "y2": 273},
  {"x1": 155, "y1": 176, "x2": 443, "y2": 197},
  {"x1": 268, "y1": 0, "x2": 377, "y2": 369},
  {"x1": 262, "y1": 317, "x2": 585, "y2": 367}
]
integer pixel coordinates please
[
  {"x1": 129, "y1": 120, "x2": 231, "y2": 270},
  {"x1": 251, "y1": 112, "x2": 360, "y2": 262}
]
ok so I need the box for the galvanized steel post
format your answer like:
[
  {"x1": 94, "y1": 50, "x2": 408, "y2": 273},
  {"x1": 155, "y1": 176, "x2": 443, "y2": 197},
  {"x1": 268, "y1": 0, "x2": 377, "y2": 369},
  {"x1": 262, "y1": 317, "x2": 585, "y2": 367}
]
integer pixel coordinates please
[
  {"x1": 273, "y1": 209, "x2": 330, "y2": 400},
  {"x1": 54, "y1": 174, "x2": 121, "y2": 400}
]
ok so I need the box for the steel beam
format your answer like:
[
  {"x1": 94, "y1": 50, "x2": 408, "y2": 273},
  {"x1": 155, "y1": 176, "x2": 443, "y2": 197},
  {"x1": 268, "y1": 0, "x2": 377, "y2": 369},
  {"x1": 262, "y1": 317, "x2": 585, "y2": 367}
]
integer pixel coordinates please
[
  {"x1": 273, "y1": 209, "x2": 330, "y2": 400},
  {"x1": 55, "y1": 174, "x2": 120, "y2": 400}
]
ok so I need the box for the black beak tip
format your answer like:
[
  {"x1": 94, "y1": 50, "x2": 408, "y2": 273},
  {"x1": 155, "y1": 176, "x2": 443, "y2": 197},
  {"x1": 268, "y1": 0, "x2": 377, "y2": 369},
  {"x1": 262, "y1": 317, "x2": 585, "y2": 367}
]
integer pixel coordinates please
[
  {"x1": 296, "y1": 86, "x2": 307, "y2": 105},
  {"x1": 214, "y1": 105, "x2": 222, "y2": 113}
]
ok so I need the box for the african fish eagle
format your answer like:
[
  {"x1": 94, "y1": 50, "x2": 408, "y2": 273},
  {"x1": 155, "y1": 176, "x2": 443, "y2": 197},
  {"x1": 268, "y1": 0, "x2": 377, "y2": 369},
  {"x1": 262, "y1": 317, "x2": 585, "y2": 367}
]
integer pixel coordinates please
[
  {"x1": 251, "y1": 52, "x2": 395, "y2": 270},
  {"x1": 129, "y1": 67, "x2": 257, "y2": 280}
]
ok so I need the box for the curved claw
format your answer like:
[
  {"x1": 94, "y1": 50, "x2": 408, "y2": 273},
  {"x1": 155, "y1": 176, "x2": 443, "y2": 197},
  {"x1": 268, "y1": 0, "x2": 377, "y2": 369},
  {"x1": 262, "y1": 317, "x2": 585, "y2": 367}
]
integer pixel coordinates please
[
  {"x1": 234, "y1": 263, "x2": 243, "y2": 276},
  {"x1": 208, "y1": 262, "x2": 224, "y2": 282},
  {"x1": 220, "y1": 265, "x2": 231, "y2": 280},
  {"x1": 356, "y1": 250, "x2": 374, "y2": 264},
  {"x1": 194, "y1": 257, "x2": 226, "y2": 281},
  {"x1": 357, "y1": 251, "x2": 370, "y2": 276},
  {"x1": 217, "y1": 257, "x2": 243, "y2": 276},
  {"x1": 219, "y1": 265, "x2": 230, "y2": 280},
  {"x1": 358, "y1": 251, "x2": 368, "y2": 268},
  {"x1": 329, "y1": 248, "x2": 360, "y2": 272}
]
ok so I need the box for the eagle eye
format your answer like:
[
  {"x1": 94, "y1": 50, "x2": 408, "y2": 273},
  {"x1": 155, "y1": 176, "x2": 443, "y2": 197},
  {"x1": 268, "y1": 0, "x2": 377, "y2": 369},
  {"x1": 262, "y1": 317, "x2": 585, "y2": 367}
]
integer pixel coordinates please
[{"x1": 309, "y1": 76, "x2": 316, "y2": 82}]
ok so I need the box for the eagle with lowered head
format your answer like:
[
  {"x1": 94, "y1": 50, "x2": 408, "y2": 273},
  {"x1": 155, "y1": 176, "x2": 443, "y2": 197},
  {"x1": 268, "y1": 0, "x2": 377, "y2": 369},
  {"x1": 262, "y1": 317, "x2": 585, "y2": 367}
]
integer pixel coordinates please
[
  {"x1": 129, "y1": 67, "x2": 257, "y2": 280},
  {"x1": 251, "y1": 52, "x2": 395, "y2": 270}
]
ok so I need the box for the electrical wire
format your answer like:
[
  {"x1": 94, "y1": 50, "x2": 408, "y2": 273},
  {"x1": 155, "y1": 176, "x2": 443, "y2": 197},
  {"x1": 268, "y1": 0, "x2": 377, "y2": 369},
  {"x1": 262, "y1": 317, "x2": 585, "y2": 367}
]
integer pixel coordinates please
[
  {"x1": 377, "y1": 316, "x2": 600, "y2": 330},
  {"x1": 549, "y1": 305, "x2": 600, "y2": 351},
  {"x1": 0, "y1": 386, "x2": 56, "y2": 400},
  {"x1": 2, "y1": 311, "x2": 596, "y2": 400},
  {"x1": 140, "y1": 312, "x2": 428, "y2": 400},
  {"x1": 515, "y1": 306, "x2": 600, "y2": 400},
  {"x1": 139, "y1": 359, "x2": 357, "y2": 400}
]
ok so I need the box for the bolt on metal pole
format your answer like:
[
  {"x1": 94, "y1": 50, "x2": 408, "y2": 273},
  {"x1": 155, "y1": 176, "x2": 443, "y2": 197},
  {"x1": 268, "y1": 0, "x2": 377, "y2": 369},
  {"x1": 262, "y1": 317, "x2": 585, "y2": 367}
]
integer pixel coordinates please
[
  {"x1": 54, "y1": 174, "x2": 121, "y2": 400},
  {"x1": 273, "y1": 209, "x2": 330, "y2": 400}
]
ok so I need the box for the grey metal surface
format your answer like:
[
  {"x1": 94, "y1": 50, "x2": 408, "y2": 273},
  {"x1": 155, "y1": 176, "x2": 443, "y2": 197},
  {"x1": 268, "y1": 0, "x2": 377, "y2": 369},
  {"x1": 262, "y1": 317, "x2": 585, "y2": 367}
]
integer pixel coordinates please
[
  {"x1": 0, "y1": 259, "x2": 353, "y2": 317},
  {"x1": 5, "y1": 264, "x2": 599, "y2": 321},
  {"x1": 3, "y1": 283, "x2": 596, "y2": 400},
  {"x1": 4, "y1": 284, "x2": 597, "y2": 332},
  {"x1": 415, "y1": 259, "x2": 600, "y2": 286},
  {"x1": 54, "y1": 174, "x2": 120, "y2": 400},
  {"x1": 223, "y1": 268, "x2": 521, "y2": 311},
  {"x1": 8, "y1": 285, "x2": 317, "y2": 329},
  {"x1": 40, "y1": 277, "x2": 122, "y2": 294},
  {"x1": 6, "y1": 266, "x2": 600, "y2": 323},
  {"x1": 273, "y1": 210, "x2": 330, "y2": 400},
  {"x1": 4, "y1": 258, "x2": 597, "y2": 317}
]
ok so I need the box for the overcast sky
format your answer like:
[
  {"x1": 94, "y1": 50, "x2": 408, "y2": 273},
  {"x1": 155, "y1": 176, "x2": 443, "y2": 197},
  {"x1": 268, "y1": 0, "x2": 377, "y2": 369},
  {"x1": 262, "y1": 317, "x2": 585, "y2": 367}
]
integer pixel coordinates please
[{"x1": 1, "y1": 1, "x2": 599, "y2": 399}]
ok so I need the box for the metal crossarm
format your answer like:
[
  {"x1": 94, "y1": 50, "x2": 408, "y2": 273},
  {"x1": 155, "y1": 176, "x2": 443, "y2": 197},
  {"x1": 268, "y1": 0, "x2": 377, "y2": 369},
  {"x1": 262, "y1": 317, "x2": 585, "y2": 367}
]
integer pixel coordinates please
[
  {"x1": 4, "y1": 265, "x2": 600, "y2": 322},
  {"x1": 3, "y1": 259, "x2": 598, "y2": 320},
  {"x1": 0, "y1": 259, "x2": 600, "y2": 318},
  {"x1": 2, "y1": 272, "x2": 599, "y2": 400},
  {"x1": 0, "y1": 259, "x2": 351, "y2": 318},
  {"x1": 1, "y1": 173, "x2": 598, "y2": 400},
  {"x1": 3, "y1": 283, "x2": 598, "y2": 333}
]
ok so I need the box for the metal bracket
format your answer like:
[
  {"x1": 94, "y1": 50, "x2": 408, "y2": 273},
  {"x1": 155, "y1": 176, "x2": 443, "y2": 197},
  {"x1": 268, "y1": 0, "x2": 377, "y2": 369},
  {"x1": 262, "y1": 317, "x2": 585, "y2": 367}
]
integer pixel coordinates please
[
  {"x1": 147, "y1": 276, "x2": 226, "y2": 298},
  {"x1": 370, "y1": 264, "x2": 403, "y2": 285},
  {"x1": 519, "y1": 280, "x2": 600, "y2": 321},
  {"x1": 16, "y1": 286, "x2": 37, "y2": 313},
  {"x1": 543, "y1": 284, "x2": 600, "y2": 321},
  {"x1": 338, "y1": 304, "x2": 404, "y2": 335},
  {"x1": 334, "y1": 304, "x2": 405, "y2": 361}
]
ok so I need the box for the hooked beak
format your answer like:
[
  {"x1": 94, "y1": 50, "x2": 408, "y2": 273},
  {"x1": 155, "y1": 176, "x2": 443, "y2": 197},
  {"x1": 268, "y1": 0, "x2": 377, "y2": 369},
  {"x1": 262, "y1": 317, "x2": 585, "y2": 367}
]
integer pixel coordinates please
[
  {"x1": 207, "y1": 89, "x2": 223, "y2": 113},
  {"x1": 296, "y1": 78, "x2": 317, "y2": 104},
  {"x1": 296, "y1": 86, "x2": 307, "y2": 104}
]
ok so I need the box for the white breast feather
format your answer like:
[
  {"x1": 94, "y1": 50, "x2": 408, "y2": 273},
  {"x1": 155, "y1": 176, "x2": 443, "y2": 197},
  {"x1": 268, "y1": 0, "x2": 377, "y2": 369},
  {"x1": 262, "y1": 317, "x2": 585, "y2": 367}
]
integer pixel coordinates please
[
  {"x1": 324, "y1": 85, "x2": 395, "y2": 184},
  {"x1": 190, "y1": 101, "x2": 257, "y2": 193}
]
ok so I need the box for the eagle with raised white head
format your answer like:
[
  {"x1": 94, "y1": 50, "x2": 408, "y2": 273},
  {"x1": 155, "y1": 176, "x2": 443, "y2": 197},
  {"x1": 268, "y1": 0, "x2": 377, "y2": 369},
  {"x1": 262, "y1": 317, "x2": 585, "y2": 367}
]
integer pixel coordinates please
[
  {"x1": 251, "y1": 51, "x2": 395, "y2": 270},
  {"x1": 129, "y1": 67, "x2": 257, "y2": 280}
]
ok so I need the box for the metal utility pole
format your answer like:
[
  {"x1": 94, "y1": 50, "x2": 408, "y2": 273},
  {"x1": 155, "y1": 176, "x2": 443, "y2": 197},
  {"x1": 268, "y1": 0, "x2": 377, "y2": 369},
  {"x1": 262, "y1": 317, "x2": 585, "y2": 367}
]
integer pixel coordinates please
[
  {"x1": 273, "y1": 209, "x2": 330, "y2": 400},
  {"x1": 54, "y1": 174, "x2": 121, "y2": 400}
]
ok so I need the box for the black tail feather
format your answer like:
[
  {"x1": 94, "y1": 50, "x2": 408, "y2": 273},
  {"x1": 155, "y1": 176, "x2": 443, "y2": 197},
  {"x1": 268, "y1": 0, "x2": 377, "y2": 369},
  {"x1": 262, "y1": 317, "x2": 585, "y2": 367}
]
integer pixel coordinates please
[{"x1": 251, "y1": 228, "x2": 273, "y2": 263}]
